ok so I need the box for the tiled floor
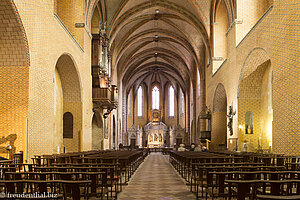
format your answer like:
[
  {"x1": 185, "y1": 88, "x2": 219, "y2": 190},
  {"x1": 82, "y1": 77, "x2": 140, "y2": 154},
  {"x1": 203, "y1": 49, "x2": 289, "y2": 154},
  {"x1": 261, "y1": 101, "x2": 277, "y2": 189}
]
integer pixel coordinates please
[{"x1": 118, "y1": 152, "x2": 196, "y2": 200}]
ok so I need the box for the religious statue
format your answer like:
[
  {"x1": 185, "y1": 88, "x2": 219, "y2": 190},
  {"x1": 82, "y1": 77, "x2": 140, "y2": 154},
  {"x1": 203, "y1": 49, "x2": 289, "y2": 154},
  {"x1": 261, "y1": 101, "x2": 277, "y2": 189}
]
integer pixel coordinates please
[
  {"x1": 245, "y1": 111, "x2": 254, "y2": 134},
  {"x1": 202, "y1": 105, "x2": 211, "y2": 115},
  {"x1": 152, "y1": 109, "x2": 160, "y2": 122},
  {"x1": 227, "y1": 106, "x2": 236, "y2": 136},
  {"x1": 246, "y1": 125, "x2": 252, "y2": 134},
  {"x1": 0, "y1": 134, "x2": 17, "y2": 159},
  {"x1": 149, "y1": 134, "x2": 153, "y2": 142},
  {"x1": 154, "y1": 134, "x2": 158, "y2": 142},
  {"x1": 207, "y1": 107, "x2": 211, "y2": 115}
]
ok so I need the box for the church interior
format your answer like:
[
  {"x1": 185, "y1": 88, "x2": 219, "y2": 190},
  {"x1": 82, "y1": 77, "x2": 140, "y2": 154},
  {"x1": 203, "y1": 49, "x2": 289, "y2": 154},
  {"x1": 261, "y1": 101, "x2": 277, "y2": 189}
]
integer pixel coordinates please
[{"x1": 0, "y1": 0, "x2": 299, "y2": 199}]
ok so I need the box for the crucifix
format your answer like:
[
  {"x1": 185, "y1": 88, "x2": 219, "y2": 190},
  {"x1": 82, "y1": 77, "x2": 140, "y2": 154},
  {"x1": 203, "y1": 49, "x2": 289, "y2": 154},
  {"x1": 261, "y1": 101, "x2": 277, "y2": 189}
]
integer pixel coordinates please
[{"x1": 227, "y1": 106, "x2": 236, "y2": 136}]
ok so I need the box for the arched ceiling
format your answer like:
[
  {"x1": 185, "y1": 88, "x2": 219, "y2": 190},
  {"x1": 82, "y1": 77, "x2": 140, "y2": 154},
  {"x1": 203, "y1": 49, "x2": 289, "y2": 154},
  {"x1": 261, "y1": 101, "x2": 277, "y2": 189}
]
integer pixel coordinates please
[{"x1": 87, "y1": 0, "x2": 237, "y2": 95}]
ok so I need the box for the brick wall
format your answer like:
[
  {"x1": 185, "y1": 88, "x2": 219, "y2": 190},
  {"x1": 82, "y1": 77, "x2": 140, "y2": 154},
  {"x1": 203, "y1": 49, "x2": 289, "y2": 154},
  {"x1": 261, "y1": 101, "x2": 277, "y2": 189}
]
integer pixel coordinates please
[
  {"x1": 12, "y1": 0, "x2": 93, "y2": 160},
  {"x1": 206, "y1": 0, "x2": 300, "y2": 155},
  {"x1": 236, "y1": 0, "x2": 273, "y2": 44},
  {"x1": 0, "y1": 0, "x2": 29, "y2": 158},
  {"x1": 55, "y1": 0, "x2": 85, "y2": 48}
]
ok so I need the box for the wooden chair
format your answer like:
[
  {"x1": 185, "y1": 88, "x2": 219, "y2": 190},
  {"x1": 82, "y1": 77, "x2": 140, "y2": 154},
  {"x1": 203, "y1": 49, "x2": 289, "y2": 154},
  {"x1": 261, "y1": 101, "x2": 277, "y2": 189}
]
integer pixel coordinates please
[{"x1": 257, "y1": 194, "x2": 300, "y2": 199}]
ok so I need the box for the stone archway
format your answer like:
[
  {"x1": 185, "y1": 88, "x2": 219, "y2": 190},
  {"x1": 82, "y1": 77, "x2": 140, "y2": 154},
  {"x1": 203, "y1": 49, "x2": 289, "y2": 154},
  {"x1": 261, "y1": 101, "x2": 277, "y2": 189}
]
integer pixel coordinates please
[
  {"x1": 238, "y1": 48, "x2": 272, "y2": 152},
  {"x1": 0, "y1": 0, "x2": 30, "y2": 159},
  {"x1": 55, "y1": 54, "x2": 82, "y2": 153},
  {"x1": 92, "y1": 111, "x2": 103, "y2": 150},
  {"x1": 212, "y1": 83, "x2": 227, "y2": 150},
  {"x1": 212, "y1": 0, "x2": 229, "y2": 73}
]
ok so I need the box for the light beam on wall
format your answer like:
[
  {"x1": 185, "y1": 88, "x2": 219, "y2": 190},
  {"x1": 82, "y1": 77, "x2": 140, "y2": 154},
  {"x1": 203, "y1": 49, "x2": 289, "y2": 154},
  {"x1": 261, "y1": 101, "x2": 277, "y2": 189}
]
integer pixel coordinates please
[{"x1": 267, "y1": 120, "x2": 273, "y2": 147}]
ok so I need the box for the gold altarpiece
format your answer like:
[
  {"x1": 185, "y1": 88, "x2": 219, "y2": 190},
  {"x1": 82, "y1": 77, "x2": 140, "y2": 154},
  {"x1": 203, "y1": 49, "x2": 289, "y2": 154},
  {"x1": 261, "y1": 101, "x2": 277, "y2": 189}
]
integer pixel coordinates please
[{"x1": 144, "y1": 109, "x2": 168, "y2": 147}]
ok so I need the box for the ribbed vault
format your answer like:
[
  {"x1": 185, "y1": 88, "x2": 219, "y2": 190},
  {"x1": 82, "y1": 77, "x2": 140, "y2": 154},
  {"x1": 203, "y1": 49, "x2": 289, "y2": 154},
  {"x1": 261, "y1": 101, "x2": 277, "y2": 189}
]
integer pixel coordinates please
[
  {"x1": 106, "y1": 0, "x2": 212, "y2": 95},
  {"x1": 87, "y1": 0, "x2": 235, "y2": 93},
  {"x1": 87, "y1": 0, "x2": 235, "y2": 143}
]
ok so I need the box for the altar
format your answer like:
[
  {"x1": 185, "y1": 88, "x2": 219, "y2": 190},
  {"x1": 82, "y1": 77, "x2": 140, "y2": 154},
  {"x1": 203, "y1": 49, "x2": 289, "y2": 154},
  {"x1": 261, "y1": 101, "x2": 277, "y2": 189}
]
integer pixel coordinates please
[{"x1": 144, "y1": 122, "x2": 168, "y2": 148}]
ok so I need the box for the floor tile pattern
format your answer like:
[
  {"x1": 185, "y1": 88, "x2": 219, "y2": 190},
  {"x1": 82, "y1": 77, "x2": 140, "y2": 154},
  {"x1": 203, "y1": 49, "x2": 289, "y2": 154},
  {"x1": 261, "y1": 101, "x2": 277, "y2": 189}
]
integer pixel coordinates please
[{"x1": 118, "y1": 152, "x2": 195, "y2": 200}]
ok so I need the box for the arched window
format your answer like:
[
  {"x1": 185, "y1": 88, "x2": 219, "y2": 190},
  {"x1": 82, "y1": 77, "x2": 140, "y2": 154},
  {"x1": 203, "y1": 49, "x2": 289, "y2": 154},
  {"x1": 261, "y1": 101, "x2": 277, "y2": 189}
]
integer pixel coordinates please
[
  {"x1": 213, "y1": 0, "x2": 229, "y2": 74},
  {"x1": 181, "y1": 90, "x2": 184, "y2": 115},
  {"x1": 128, "y1": 90, "x2": 132, "y2": 116},
  {"x1": 169, "y1": 86, "x2": 175, "y2": 117},
  {"x1": 197, "y1": 69, "x2": 200, "y2": 98},
  {"x1": 152, "y1": 86, "x2": 160, "y2": 110},
  {"x1": 137, "y1": 86, "x2": 143, "y2": 117},
  {"x1": 63, "y1": 112, "x2": 73, "y2": 138}
]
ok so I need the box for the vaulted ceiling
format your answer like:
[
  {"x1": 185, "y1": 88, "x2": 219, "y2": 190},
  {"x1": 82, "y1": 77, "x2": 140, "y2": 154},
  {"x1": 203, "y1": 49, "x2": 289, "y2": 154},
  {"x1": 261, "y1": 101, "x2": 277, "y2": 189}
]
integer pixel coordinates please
[{"x1": 87, "y1": 0, "x2": 234, "y2": 95}]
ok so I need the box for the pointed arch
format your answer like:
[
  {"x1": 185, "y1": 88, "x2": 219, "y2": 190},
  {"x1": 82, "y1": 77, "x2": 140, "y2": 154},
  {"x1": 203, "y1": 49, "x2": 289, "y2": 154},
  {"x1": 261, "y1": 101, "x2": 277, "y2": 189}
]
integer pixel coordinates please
[
  {"x1": 212, "y1": 83, "x2": 228, "y2": 149},
  {"x1": 137, "y1": 86, "x2": 143, "y2": 117},
  {"x1": 0, "y1": 0, "x2": 30, "y2": 159},
  {"x1": 237, "y1": 48, "x2": 272, "y2": 152},
  {"x1": 152, "y1": 86, "x2": 160, "y2": 110},
  {"x1": 197, "y1": 68, "x2": 201, "y2": 98},
  {"x1": 212, "y1": 0, "x2": 229, "y2": 74},
  {"x1": 169, "y1": 85, "x2": 175, "y2": 117},
  {"x1": 55, "y1": 54, "x2": 82, "y2": 153}
]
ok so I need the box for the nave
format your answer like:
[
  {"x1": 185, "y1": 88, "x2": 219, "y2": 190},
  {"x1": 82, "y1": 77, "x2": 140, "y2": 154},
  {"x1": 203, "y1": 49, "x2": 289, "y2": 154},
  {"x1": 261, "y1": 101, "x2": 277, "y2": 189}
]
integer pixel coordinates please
[
  {"x1": 0, "y1": 0, "x2": 299, "y2": 199},
  {"x1": 119, "y1": 152, "x2": 194, "y2": 200}
]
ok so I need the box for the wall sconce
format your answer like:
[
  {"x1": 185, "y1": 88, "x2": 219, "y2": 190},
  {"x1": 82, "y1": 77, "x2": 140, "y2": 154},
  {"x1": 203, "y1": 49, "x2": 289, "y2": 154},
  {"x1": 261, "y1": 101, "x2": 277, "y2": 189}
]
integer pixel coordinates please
[
  {"x1": 268, "y1": 142, "x2": 272, "y2": 153},
  {"x1": 6, "y1": 144, "x2": 12, "y2": 159},
  {"x1": 234, "y1": 19, "x2": 243, "y2": 24},
  {"x1": 75, "y1": 23, "x2": 85, "y2": 28}
]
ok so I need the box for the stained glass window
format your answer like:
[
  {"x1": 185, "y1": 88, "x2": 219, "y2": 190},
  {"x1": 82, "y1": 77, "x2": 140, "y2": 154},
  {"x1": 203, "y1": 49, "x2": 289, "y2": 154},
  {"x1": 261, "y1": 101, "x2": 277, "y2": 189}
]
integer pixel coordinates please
[
  {"x1": 169, "y1": 86, "x2": 175, "y2": 116},
  {"x1": 137, "y1": 86, "x2": 143, "y2": 116},
  {"x1": 152, "y1": 86, "x2": 160, "y2": 110}
]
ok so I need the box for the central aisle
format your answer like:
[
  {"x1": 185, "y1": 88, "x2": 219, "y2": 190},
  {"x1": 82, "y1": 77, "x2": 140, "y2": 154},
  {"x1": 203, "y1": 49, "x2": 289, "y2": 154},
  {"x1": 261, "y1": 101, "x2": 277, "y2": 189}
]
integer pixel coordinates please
[{"x1": 118, "y1": 152, "x2": 195, "y2": 200}]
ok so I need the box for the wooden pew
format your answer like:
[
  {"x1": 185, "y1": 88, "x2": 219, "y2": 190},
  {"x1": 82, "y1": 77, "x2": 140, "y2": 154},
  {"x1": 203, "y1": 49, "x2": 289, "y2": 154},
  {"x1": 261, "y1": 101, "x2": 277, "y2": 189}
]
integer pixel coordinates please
[
  {"x1": 226, "y1": 179, "x2": 300, "y2": 200},
  {"x1": 27, "y1": 149, "x2": 146, "y2": 199},
  {"x1": 4, "y1": 171, "x2": 109, "y2": 199},
  {"x1": 0, "y1": 180, "x2": 91, "y2": 200}
]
